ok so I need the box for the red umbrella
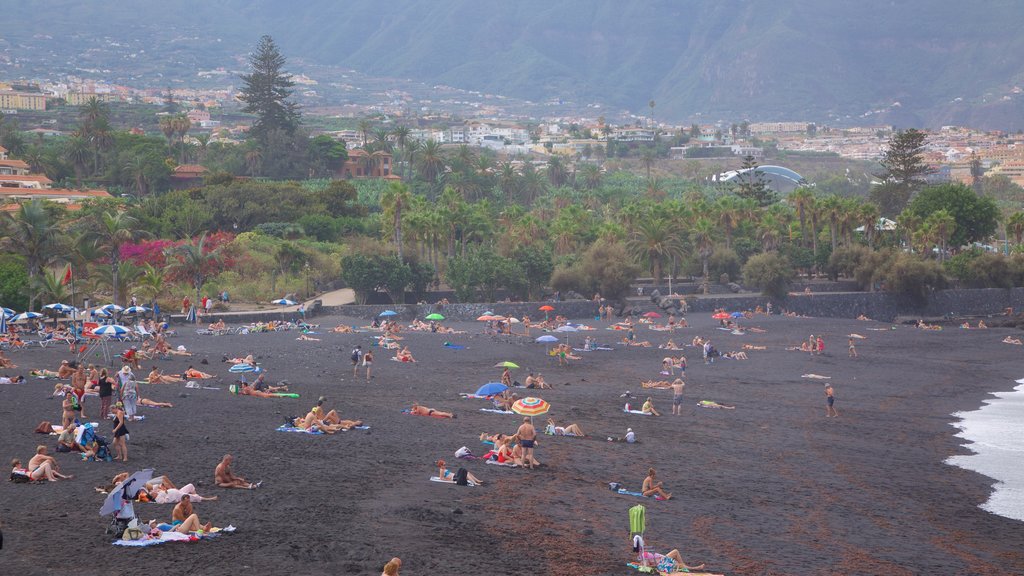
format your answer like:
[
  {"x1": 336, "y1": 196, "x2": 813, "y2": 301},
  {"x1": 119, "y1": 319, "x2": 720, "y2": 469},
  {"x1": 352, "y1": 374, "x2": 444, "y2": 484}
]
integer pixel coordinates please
[
  {"x1": 538, "y1": 305, "x2": 555, "y2": 312},
  {"x1": 642, "y1": 311, "x2": 662, "y2": 318},
  {"x1": 712, "y1": 312, "x2": 730, "y2": 320}
]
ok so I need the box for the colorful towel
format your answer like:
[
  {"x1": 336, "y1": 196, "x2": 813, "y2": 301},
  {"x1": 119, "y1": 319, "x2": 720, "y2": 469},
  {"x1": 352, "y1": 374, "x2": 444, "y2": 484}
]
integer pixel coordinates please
[
  {"x1": 697, "y1": 400, "x2": 735, "y2": 409},
  {"x1": 443, "y1": 343, "x2": 466, "y2": 350},
  {"x1": 480, "y1": 408, "x2": 515, "y2": 415},
  {"x1": 617, "y1": 488, "x2": 666, "y2": 500},
  {"x1": 623, "y1": 409, "x2": 653, "y2": 416},
  {"x1": 429, "y1": 476, "x2": 476, "y2": 486},
  {"x1": 112, "y1": 525, "x2": 235, "y2": 547},
  {"x1": 276, "y1": 425, "x2": 324, "y2": 435}
]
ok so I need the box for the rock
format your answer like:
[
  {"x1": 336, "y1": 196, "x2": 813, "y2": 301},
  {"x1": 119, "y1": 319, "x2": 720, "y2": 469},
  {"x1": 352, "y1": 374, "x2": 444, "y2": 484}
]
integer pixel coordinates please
[
  {"x1": 452, "y1": 508, "x2": 463, "y2": 515},
  {"x1": 580, "y1": 528, "x2": 594, "y2": 536}
]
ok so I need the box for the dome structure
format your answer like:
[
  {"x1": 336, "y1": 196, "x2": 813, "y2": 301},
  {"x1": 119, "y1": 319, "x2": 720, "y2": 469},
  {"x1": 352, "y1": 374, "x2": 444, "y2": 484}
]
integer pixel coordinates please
[{"x1": 713, "y1": 165, "x2": 806, "y2": 194}]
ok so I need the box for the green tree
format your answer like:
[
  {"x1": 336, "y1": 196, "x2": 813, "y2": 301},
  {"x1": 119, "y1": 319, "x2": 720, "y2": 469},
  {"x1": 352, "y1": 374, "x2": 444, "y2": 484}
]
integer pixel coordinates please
[
  {"x1": 1007, "y1": 211, "x2": 1024, "y2": 246},
  {"x1": 579, "y1": 239, "x2": 640, "y2": 301},
  {"x1": 0, "y1": 256, "x2": 30, "y2": 311},
  {"x1": 627, "y1": 217, "x2": 684, "y2": 284},
  {"x1": 164, "y1": 233, "x2": 225, "y2": 312},
  {"x1": 733, "y1": 155, "x2": 776, "y2": 206},
  {"x1": 238, "y1": 35, "x2": 301, "y2": 144},
  {"x1": 86, "y1": 211, "x2": 150, "y2": 306},
  {"x1": 513, "y1": 245, "x2": 554, "y2": 301},
  {"x1": 742, "y1": 252, "x2": 794, "y2": 301},
  {"x1": 907, "y1": 183, "x2": 999, "y2": 247},
  {"x1": 381, "y1": 182, "x2": 413, "y2": 262},
  {"x1": 870, "y1": 128, "x2": 932, "y2": 215},
  {"x1": 1, "y1": 200, "x2": 58, "y2": 311},
  {"x1": 690, "y1": 217, "x2": 716, "y2": 293}
]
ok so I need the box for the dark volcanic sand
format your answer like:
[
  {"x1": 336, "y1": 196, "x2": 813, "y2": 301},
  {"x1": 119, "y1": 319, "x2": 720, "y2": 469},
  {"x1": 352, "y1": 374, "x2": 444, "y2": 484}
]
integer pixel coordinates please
[{"x1": 2, "y1": 313, "x2": 1024, "y2": 576}]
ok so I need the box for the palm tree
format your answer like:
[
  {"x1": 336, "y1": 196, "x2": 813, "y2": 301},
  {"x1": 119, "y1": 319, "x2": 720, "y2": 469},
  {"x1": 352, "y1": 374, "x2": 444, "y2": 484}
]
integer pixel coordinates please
[
  {"x1": 758, "y1": 211, "x2": 783, "y2": 252},
  {"x1": 357, "y1": 120, "x2": 372, "y2": 148},
  {"x1": 64, "y1": 135, "x2": 91, "y2": 184},
  {"x1": 164, "y1": 233, "x2": 225, "y2": 312},
  {"x1": 391, "y1": 126, "x2": 411, "y2": 150},
  {"x1": 245, "y1": 146, "x2": 263, "y2": 177},
  {"x1": 626, "y1": 218, "x2": 685, "y2": 284},
  {"x1": 380, "y1": 182, "x2": 413, "y2": 262},
  {"x1": 123, "y1": 154, "x2": 151, "y2": 196},
  {"x1": 519, "y1": 163, "x2": 546, "y2": 206},
  {"x1": 498, "y1": 161, "x2": 519, "y2": 202},
  {"x1": 925, "y1": 210, "x2": 956, "y2": 261},
  {"x1": 639, "y1": 145, "x2": 656, "y2": 180},
  {"x1": 858, "y1": 203, "x2": 881, "y2": 247},
  {"x1": 94, "y1": 261, "x2": 144, "y2": 305},
  {"x1": 173, "y1": 114, "x2": 191, "y2": 164},
  {"x1": 159, "y1": 116, "x2": 176, "y2": 152},
  {"x1": 86, "y1": 211, "x2": 150, "y2": 306},
  {"x1": 193, "y1": 133, "x2": 211, "y2": 163},
  {"x1": 1007, "y1": 211, "x2": 1024, "y2": 246},
  {"x1": 896, "y1": 209, "x2": 921, "y2": 251},
  {"x1": 821, "y1": 195, "x2": 843, "y2": 252},
  {"x1": 546, "y1": 155, "x2": 568, "y2": 188},
  {"x1": 690, "y1": 218, "x2": 716, "y2": 294},
  {"x1": 372, "y1": 128, "x2": 393, "y2": 153},
  {"x1": 33, "y1": 268, "x2": 70, "y2": 305},
  {"x1": 788, "y1": 187, "x2": 816, "y2": 248},
  {"x1": 577, "y1": 163, "x2": 602, "y2": 191},
  {"x1": 0, "y1": 199, "x2": 58, "y2": 310},
  {"x1": 714, "y1": 196, "x2": 743, "y2": 249},
  {"x1": 416, "y1": 140, "x2": 446, "y2": 184},
  {"x1": 135, "y1": 263, "x2": 166, "y2": 310}
]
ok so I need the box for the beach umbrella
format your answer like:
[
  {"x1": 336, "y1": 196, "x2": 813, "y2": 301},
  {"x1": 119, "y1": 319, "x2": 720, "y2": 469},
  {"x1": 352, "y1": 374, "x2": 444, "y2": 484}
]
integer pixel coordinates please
[
  {"x1": 271, "y1": 298, "x2": 296, "y2": 306},
  {"x1": 535, "y1": 335, "x2": 559, "y2": 343},
  {"x1": 91, "y1": 325, "x2": 131, "y2": 338},
  {"x1": 538, "y1": 305, "x2": 555, "y2": 312},
  {"x1": 229, "y1": 363, "x2": 260, "y2": 373},
  {"x1": 425, "y1": 313, "x2": 445, "y2": 321},
  {"x1": 102, "y1": 304, "x2": 124, "y2": 313},
  {"x1": 481, "y1": 310, "x2": 495, "y2": 316},
  {"x1": 11, "y1": 311, "x2": 43, "y2": 321},
  {"x1": 711, "y1": 312, "x2": 730, "y2": 320},
  {"x1": 100, "y1": 469, "x2": 154, "y2": 517},
  {"x1": 475, "y1": 382, "x2": 508, "y2": 396},
  {"x1": 730, "y1": 312, "x2": 744, "y2": 319},
  {"x1": 507, "y1": 317, "x2": 520, "y2": 324},
  {"x1": 123, "y1": 306, "x2": 150, "y2": 315},
  {"x1": 91, "y1": 307, "x2": 113, "y2": 318},
  {"x1": 512, "y1": 396, "x2": 550, "y2": 417},
  {"x1": 476, "y1": 315, "x2": 495, "y2": 321},
  {"x1": 379, "y1": 310, "x2": 398, "y2": 317},
  {"x1": 494, "y1": 361, "x2": 520, "y2": 368},
  {"x1": 0, "y1": 312, "x2": 7, "y2": 334},
  {"x1": 1, "y1": 307, "x2": 14, "y2": 318},
  {"x1": 555, "y1": 325, "x2": 578, "y2": 332},
  {"x1": 43, "y1": 303, "x2": 75, "y2": 314},
  {"x1": 642, "y1": 311, "x2": 662, "y2": 318},
  {"x1": 185, "y1": 305, "x2": 197, "y2": 324}
]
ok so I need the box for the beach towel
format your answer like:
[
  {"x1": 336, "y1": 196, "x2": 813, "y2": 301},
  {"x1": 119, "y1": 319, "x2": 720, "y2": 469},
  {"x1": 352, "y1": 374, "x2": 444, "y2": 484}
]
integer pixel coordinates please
[
  {"x1": 625, "y1": 562, "x2": 723, "y2": 576},
  {"x1": 623, "y1": 409, "x2": 653, "y2": 416},
  {"x1": 615, "y1": 488, "x2": 666, "y2": 500},
  {"x1": 697, "y1": 400, "x2": 735, "y2": 410},
  {"x1": 485, "y1": 459, "x2": 517, "y2": 467},
  {"x1": 276, "y1": 425, "x2": 324, "y2": 435},
  {"x1": 429, "y1": 476, "x2": 476, "y2": 486},
  {"x1": 480, "y1": 408, "x2": 515, "y2": 415},
  {"x1": 801, "y1": 374, "x2": 831, "y2": 379},
  {"x1": 459, "y1": 393, "x2": 494, "y2": 399},
  {"x1": 113, "y1": 525, "x2": 235, "y2": 547},
  {"x1": 443, "y1": 343, "x2": 466, "y2": 350}
]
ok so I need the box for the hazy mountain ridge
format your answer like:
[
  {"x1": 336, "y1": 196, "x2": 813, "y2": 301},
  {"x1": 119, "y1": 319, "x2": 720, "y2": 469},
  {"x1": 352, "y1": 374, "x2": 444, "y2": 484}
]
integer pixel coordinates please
[{"x1": 4, "y1": 0, "x2": 1024, "y2": 128}]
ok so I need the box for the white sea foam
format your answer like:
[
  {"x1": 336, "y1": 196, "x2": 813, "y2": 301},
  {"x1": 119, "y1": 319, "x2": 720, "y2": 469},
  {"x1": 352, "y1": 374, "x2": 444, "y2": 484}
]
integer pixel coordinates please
[{"x1": 946, "y1": 380, "x2": 1024, "y2": 522}]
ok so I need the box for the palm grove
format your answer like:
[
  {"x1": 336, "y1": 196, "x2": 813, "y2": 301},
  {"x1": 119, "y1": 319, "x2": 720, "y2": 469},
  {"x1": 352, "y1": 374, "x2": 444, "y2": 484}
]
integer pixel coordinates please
[{"x1": 1, "y1": 37, "x2": 1021, "y2": 313}]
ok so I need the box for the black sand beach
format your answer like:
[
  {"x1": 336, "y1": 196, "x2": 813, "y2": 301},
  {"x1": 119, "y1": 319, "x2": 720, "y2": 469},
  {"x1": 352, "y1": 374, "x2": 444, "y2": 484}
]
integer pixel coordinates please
[{"x1": 2, "y1": 312, "x2": 1024, "y2": 575}]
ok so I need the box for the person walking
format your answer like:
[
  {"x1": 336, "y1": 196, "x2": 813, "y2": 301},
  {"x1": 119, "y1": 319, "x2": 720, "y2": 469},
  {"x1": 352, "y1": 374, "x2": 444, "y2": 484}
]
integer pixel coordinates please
[
  {"x1": 848, "y1": 337, "x2": 857, "y2": 358},
  {"x1": 671, "y1": 379, "x2": 685, "y2": 416},
  {"x1": 363, "y1": 349, "x2": 373, "y2": 381},
  {"x1": 351, "y1": 345, "x2": 362, "y2": 377},
  {"x1": 825, "y1": 383, "x2": 838, "y2": 417},
  {"x1": 204, "y1": 296, "x2": 213, "y2": 316},
  {"x1": 117, "y1": 365, "x2": 138, "y2": 420}
]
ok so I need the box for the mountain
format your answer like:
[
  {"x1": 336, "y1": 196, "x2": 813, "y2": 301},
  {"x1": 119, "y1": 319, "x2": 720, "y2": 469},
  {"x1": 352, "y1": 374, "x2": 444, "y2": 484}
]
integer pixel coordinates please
[{"x1": 4, "y1": 0, "x2": 1024, "y2": 129}]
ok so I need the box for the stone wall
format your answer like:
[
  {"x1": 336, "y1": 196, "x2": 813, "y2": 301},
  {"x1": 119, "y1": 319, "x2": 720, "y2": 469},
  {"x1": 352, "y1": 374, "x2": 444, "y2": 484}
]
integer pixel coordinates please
[{"x1": 318, "y1": 300, "x2": 601, "y2": 322}]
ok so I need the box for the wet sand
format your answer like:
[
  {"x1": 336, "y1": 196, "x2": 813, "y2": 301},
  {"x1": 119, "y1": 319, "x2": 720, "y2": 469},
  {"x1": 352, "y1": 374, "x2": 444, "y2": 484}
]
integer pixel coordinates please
[{"x1": 1, "y1": 313, "x2": 1023, "y2": 575}]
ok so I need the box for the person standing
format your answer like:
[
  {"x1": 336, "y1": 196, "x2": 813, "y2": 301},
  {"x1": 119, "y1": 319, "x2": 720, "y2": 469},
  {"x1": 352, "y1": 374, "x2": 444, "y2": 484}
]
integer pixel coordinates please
[
  {"x1": 182, "y1": 295, "x2": 190, "y2": 315},
  {"x1": 363, "y1": 349, "x2": 373, "y2": 381},
  {"x1": 117, "y1": 365, "x2": 138, "y2": 420},
  {"x1": 671, "y1": 378, "x2": 686, "y2": 416},
  {"x1": 848, "y1": 338, "x2": 858, "y2": 358},
  {"x1": 111, "y1": 402, "x2": 129, "y2": 462},
  {"x1": 204, "y1": 296, "x2": 213, "y2": 316},
  {"x1": 298, "y1": 304, "x2": 306, "y2": 321},
  {"x1": 516, "y1": 417, "x2": 537, "y2": 470},
  {"x1": 350, "y1": 345, "x2": 362, "y2": 377},
  {"x1": 816, "y1": 336, "x2": 825, "y2": 356},
  {"x1": 97, "y1": 368, "x2": 114, "y2": 419},
  {"x1": 825, "y1": 383, "x2": 838, "y2": 417}
]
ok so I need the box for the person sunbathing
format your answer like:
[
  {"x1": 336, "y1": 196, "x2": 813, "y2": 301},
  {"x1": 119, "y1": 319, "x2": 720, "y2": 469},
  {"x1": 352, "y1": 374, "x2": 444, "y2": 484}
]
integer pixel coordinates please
[
  {"x1": 410, "y1": 403, "x2": 455, "y2": 418},
  {"x1": 183, "y1": 366, "x2": 213, "y2": 379},
  {"x1": 1003, "y1": 336, "x2": 1023, "y2": 345},
  {"x1": 642, "y1": 467, "x2": 671, "y2": 499},
  {"x1": 479, "y1": 432, "x2": 506, "y2": 445},
  {"x1": 658, "y1": 339, "x2": 683, "y2": 350},
  {"x1": 171, "y1": 495, "x2": 213, "y2": 533},
  {"x1": 723, "y1": 351, "x2": 748, "y2": 360},
  {"x1": 215, "y1": 454, "x2": 258, "y2": 489},
  {"x1": 632, "y1": 534, "x2": 704, "y2": 573},
  {"x1": 153, "y1": 482, "x2": 217, "y2": 503},
  {"x1": 167, "y1": 345, "x2": 192, "y2": 356},
  {"x1": 623, "y1": 338, "x2": 652, "y2": 347},
  {"x1": 295, "y1": 406, "x2": 362, "y2": 433},
  {"x1": 297, "y1": 333, "x2": 321, "y2": 341},
  {"x1": 436, "y1": 459, "x2": 483, "y2": 484},
  {"x1": 395, "y1": 346, "x2": 416, "y2": 362},
  {"x1": 642, "y1": 397, "x2": 661, "y2": 416},
  {"x1": 332, "y1": 324, "x2": 354, "y2": 333},
  {"x1": 691, "y1": 336, "x2": 704, "y2": 347},
  {"x1": 379, "y1": 336, "x2": 400, "y2": 349},
  {"x1": 641, "y1": 380, "x2": 672, "y2": 389},
  {"x1": 742, "y1": 344, "x2": 767, "y2": 350},
  {"x1": 147, "y1": 367, "x2": 184, "y2": 384},
  {"x1": 238, "y1": 382, "x2": 276, "y2": 398},
  {"x1": 0, "y1": 351, "x2": 16, "y2": 369},
  {"x1": 0, "y1": 374, "x2": 25, "y2": 384},
  {"x1": 208, "y1": 319, "x2": 226, "y2": 331},
  {"x1": 139, "y1": 398, "x2": 174, "y2": 408},
  {"x1": 857, "y1": 314, "x2": 871, "y2": 321},
  {"x1": 32, "y1": 368, "x2": 61, "y2": 379},
  {"x1": 545, "y1": 418, "x2": 584, "y2": 436},
  {"x1": 27, "y1": 446, "x2": 73, "y2": 481},
  {"x1": 978, "y1": 320, "x2": 988, "y2": 329},
  {"x1": 11, "y1": 456, "x2": 70, "y2": 482}
]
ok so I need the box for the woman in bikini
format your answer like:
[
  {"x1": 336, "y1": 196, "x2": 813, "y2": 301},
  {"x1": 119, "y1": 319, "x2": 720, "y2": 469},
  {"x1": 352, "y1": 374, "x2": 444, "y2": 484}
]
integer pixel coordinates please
[
  {"x1": 147, "y1": 367, "x2": 184, "y2": 384},
  {"x1": 435, "y1": 459, "x2": 483, "y2": 485},
  {"x1": 545, "y1": 418, "x2": 585, "y2": 437},
  {"x1": 112, "y1": 402, "x2": 129, "y2": 462},
  {"x1": 642, "y1": 468, "x2": 671, "y2": 499}
]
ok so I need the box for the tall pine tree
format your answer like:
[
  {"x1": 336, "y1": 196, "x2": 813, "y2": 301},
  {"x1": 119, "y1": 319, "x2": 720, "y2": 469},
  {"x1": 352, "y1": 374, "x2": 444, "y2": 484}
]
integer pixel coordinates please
[
  {"x1": 239, "y1": 35, "x2": 300, "y2": 144},
  {"x1": 870, "y1": 128, "x2": 933, "y2": 215}
]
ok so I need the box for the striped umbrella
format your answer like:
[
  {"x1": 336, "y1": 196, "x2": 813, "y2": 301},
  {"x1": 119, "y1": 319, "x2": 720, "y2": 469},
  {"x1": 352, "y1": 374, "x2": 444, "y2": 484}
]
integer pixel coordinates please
[
  {"x1": 123, "y1": 306, "x2": 150, "y2": 315},
  {"x1": 91, "y1": 308, "x2": 112, "y2": 318},
  {"x1": 229, "y1": 363, "x2": 260, "y2": 373},
  {"x1": 102, "y1": 304, "x2": 125, "y2": 313},
  {"x1": 43, "y1": 303, "x2": 76, "y2": 314},
  {"x1": 185, "y1": 305, "x2": 197, "y2": 324},
  {"x1": 271, "y1": 299, "x2": 296, "y2": 306},
  {"x1": 11, "y1": 311, "x2": 43, "y2": 321},
  {"x1": 512, "y1": 397, "x2": 550, "y2": 417},
  {"x1": 91, "y1": 325, "x2": 132, "y2": 337},
  {"x1": 2, "y1": 307, "x2": 15, "y2": 318},
  {"x1": 0, "y1": 312, "x2": 7, "y2": 334}
]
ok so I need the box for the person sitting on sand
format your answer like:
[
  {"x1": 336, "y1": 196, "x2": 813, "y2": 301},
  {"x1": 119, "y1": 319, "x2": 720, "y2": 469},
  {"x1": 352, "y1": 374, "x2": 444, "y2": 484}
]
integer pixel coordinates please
[
  {"x1": 479, "y1": 432, "x2": 506, "y2": 445},
  {"x1": 27, "y1": 446, "x2": 74, "y2": 482},
  {"x1": 722, "y1": 351, "x2": 748, "y2": 360},
  {"x1": 623, "y1": 338, "x2": 652, "y2": 347},
  {"x1": 395, "y1": 346, "x2": 416, "y2": 362},
  {"x1": 183, "y1": 366, "x2": 213, "y2": 380},
  {"x1": 171, "y1": 494, "x2": 213, "y2": 533},
  {"x1": 642, "y1": 397, "x2": 661, "y2": 416},
  {"x1": 642, "y1": 467, "x2": 671, "y2": 499},
  {"x1": 545, "y1": 418, "x2": 584, "y2": 437},
  {"x1": 525, "y1": 372, "x2": 551, "y2": 389},
  {"x1": 294, "y1": 406, "x2": 362, "y2": 433},
  {"x1": 857, "y1": 314, "x2": 870, "y2": 321},
  {"x1": 382, "y1": 557, "x2": 402, "y2": 576},
  {"x1": 215, "y1": 454, "x2": 258, "y2": 489},
  {"x1": 691, "y1": 336, "x2": 704, "y2": 347},
  {"x1": 56, "y1": 423, "x2": 86, "y2": 453},
  {"x1": 632, "y1": 534, "x2": 704, "y2": 573},
  {"x1": 658, "y1": 339, "x2": 683, "y2": 351},
  {"x1": 1002, "y1": 336, "x2": 1023, "y2": 345},
  {"x1": 57, "y1": 360, "x2": 75, "y2": 380},
  {"x1": 978, "y1": 320, "x2": 988, "y2": 329},
  {"x1": 961, "y1": 322, "x2": 971, "y2": 329},
  {"x1": 436, "y1": 459, "x2": 483, "y2": 485},
  {"x1": 238, "y1": 381, "x2": 276, "y2": 398},
  {"x1": 410, "y1": 403, "x2": 455, "y2": 419},
  {"x1": 208, "y1": 319, "x2": 226, "y2": 331},
  {"x1": 12, "y1": 456, "x2": 71, "y2": 482},
  {"x1": 378, "y1": 336, "x2": 400, "y2": 350},
  {"x1": 147, "y1": 366, "x2": 184, "y2": 384},
  {"x1": 493, "y1": 390, "x2": 519, "y2": 411},
  {"x1": 251, "y1": 373, "x2": 288, "y2": 393}
]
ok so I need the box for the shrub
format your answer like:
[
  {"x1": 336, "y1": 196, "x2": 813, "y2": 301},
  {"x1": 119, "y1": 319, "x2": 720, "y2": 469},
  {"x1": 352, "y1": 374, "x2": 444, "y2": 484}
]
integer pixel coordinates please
[
  {"x1": 827, "y1": 245, "x2": 872, "y2": 280},
  {"x1": 881, "y1": 253, "x2": 947, "y2": 305},
  {"x1": 549, "y1": 265, "x2": 588, "y2": 296},
  {"x1": 965, "y1": 252, "x2": 1012, "y2": 289},
  {"x1": 742, "y1": 252, "x2": 794, "y2": 300},
  {"x1": 0, "y1": 256, "x2": 29, "y2": 312},
  {"x1": 707, "y1": 247, "x2": 740, "y2": 283},
  {"x1": 579, "y1": 239, "x2": 640, "y2": 301}
]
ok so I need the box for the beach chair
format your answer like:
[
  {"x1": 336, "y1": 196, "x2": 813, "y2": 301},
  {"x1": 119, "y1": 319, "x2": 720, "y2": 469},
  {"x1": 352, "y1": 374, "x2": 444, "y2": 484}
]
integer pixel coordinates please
[{"x1": 135, "y1": 324, "x2": 153, "y2": 338}]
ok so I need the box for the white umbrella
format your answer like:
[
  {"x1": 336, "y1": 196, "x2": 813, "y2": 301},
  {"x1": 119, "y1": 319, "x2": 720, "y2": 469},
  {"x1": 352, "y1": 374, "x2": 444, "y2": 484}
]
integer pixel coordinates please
[
  {"x1": 123, "y1": 306, "x2": 150, "y2": 315},
  {"x1": 91, "y1": 308, "x2": 113, "y2": 318},
  {"x1": 11, "y1": 311, "x2": 43, "y2": 321},
  {"x1": 102, "y1": 304, "x2": 125, "y2": 313},
  {"x1": 92, "y1": 325, "x2": 132, "y2": 337},
  {"x1": 271, "y1": 298, "x2": 296, "y2": 306},
  {"x1": 43, "y1": 303, "x2": 76, "y2": 314},
  {"x1": 1, "y1": 307, "x2": 14, "y2": 318},
  {"x1": 99, "y1": 469, "x2": 154, "y2": 517}
]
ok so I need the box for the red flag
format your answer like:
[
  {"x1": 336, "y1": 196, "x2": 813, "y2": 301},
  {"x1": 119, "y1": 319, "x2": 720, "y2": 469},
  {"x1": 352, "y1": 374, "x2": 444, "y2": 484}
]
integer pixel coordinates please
[{"x1": 61, "y1": 265, "x2": 72, "y2": 286}]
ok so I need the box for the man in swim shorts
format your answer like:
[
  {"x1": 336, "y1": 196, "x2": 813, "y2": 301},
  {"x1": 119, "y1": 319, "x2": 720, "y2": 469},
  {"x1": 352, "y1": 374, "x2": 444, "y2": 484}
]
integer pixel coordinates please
[
  {"x1": 516, "y1": 417, "x2": 537, "y2": 469},
  {"x1": 670, "y1": 379, "x2": 685, "y2": 416},
  {"x1": 825, "y1": 384, "x2": 837, "y2": 417}
]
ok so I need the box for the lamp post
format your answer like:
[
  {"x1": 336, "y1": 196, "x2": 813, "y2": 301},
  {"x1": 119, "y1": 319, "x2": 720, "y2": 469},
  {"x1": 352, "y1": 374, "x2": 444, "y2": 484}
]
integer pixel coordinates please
[{"x1": 304, "y1": 263, "x2": 311, "y2": 299}]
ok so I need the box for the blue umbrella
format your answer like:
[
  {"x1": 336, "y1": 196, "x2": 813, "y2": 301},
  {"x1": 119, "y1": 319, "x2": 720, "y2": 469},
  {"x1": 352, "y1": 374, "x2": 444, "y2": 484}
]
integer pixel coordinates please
[
  {"x1": 185, "y1": 305, "x2": 197, "y2": 324},
  {"x1": 535, "y1": 335, "x2": 559, "y2": 343},
  {"x1": 2, "y1": 307, "x2": 14, "y2": 318},
  {"x1": 475, "y1": 382, "x2": 508, "y2": 396},
  {"x1": 43, "y1": 303, "x2": 75, "y2": 314},
  {"x1": 11, "y1": 311, "x2": 43, "y2": 321},
  {"x1": 123, "y1": 306, "x2": 150, "y2": 315},
  {"x1": 102, "y1": 304, "x2": 124, "y2": 313},
  {"x1": 271, "y1": 298, "x2": 297, "y2": 306},
  {"x1": 730, "y1": 312, "x2": 744, "y2": 318},
  {"x1": 229, "y1": 363, "x2": 260, "y2": 373},
  {"x1": 378, "y1": 310, "x2": 398, "y2": 317},
  {"x1": 0, "y1": 312, "x2": 7, "y2": 334},
  {"x1": 92, "y1": 325, "x2": 131, "y2": 337}
]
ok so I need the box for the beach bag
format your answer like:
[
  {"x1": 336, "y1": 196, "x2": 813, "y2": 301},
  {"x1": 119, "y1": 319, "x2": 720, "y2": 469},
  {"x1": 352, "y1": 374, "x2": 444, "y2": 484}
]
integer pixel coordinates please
[
  {"x1": 453, "y1": 468, "x2": 469, "y2": 486},
  {"x1": 122, "y1": 525, "x2": 145, "y2": 541}
]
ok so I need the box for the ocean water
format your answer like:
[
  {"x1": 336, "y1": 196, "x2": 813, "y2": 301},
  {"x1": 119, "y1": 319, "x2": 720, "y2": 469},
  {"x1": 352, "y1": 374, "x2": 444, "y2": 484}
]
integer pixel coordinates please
[{"x1": 946, "y1": 380, "x2": 1024, "y2": 523}]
